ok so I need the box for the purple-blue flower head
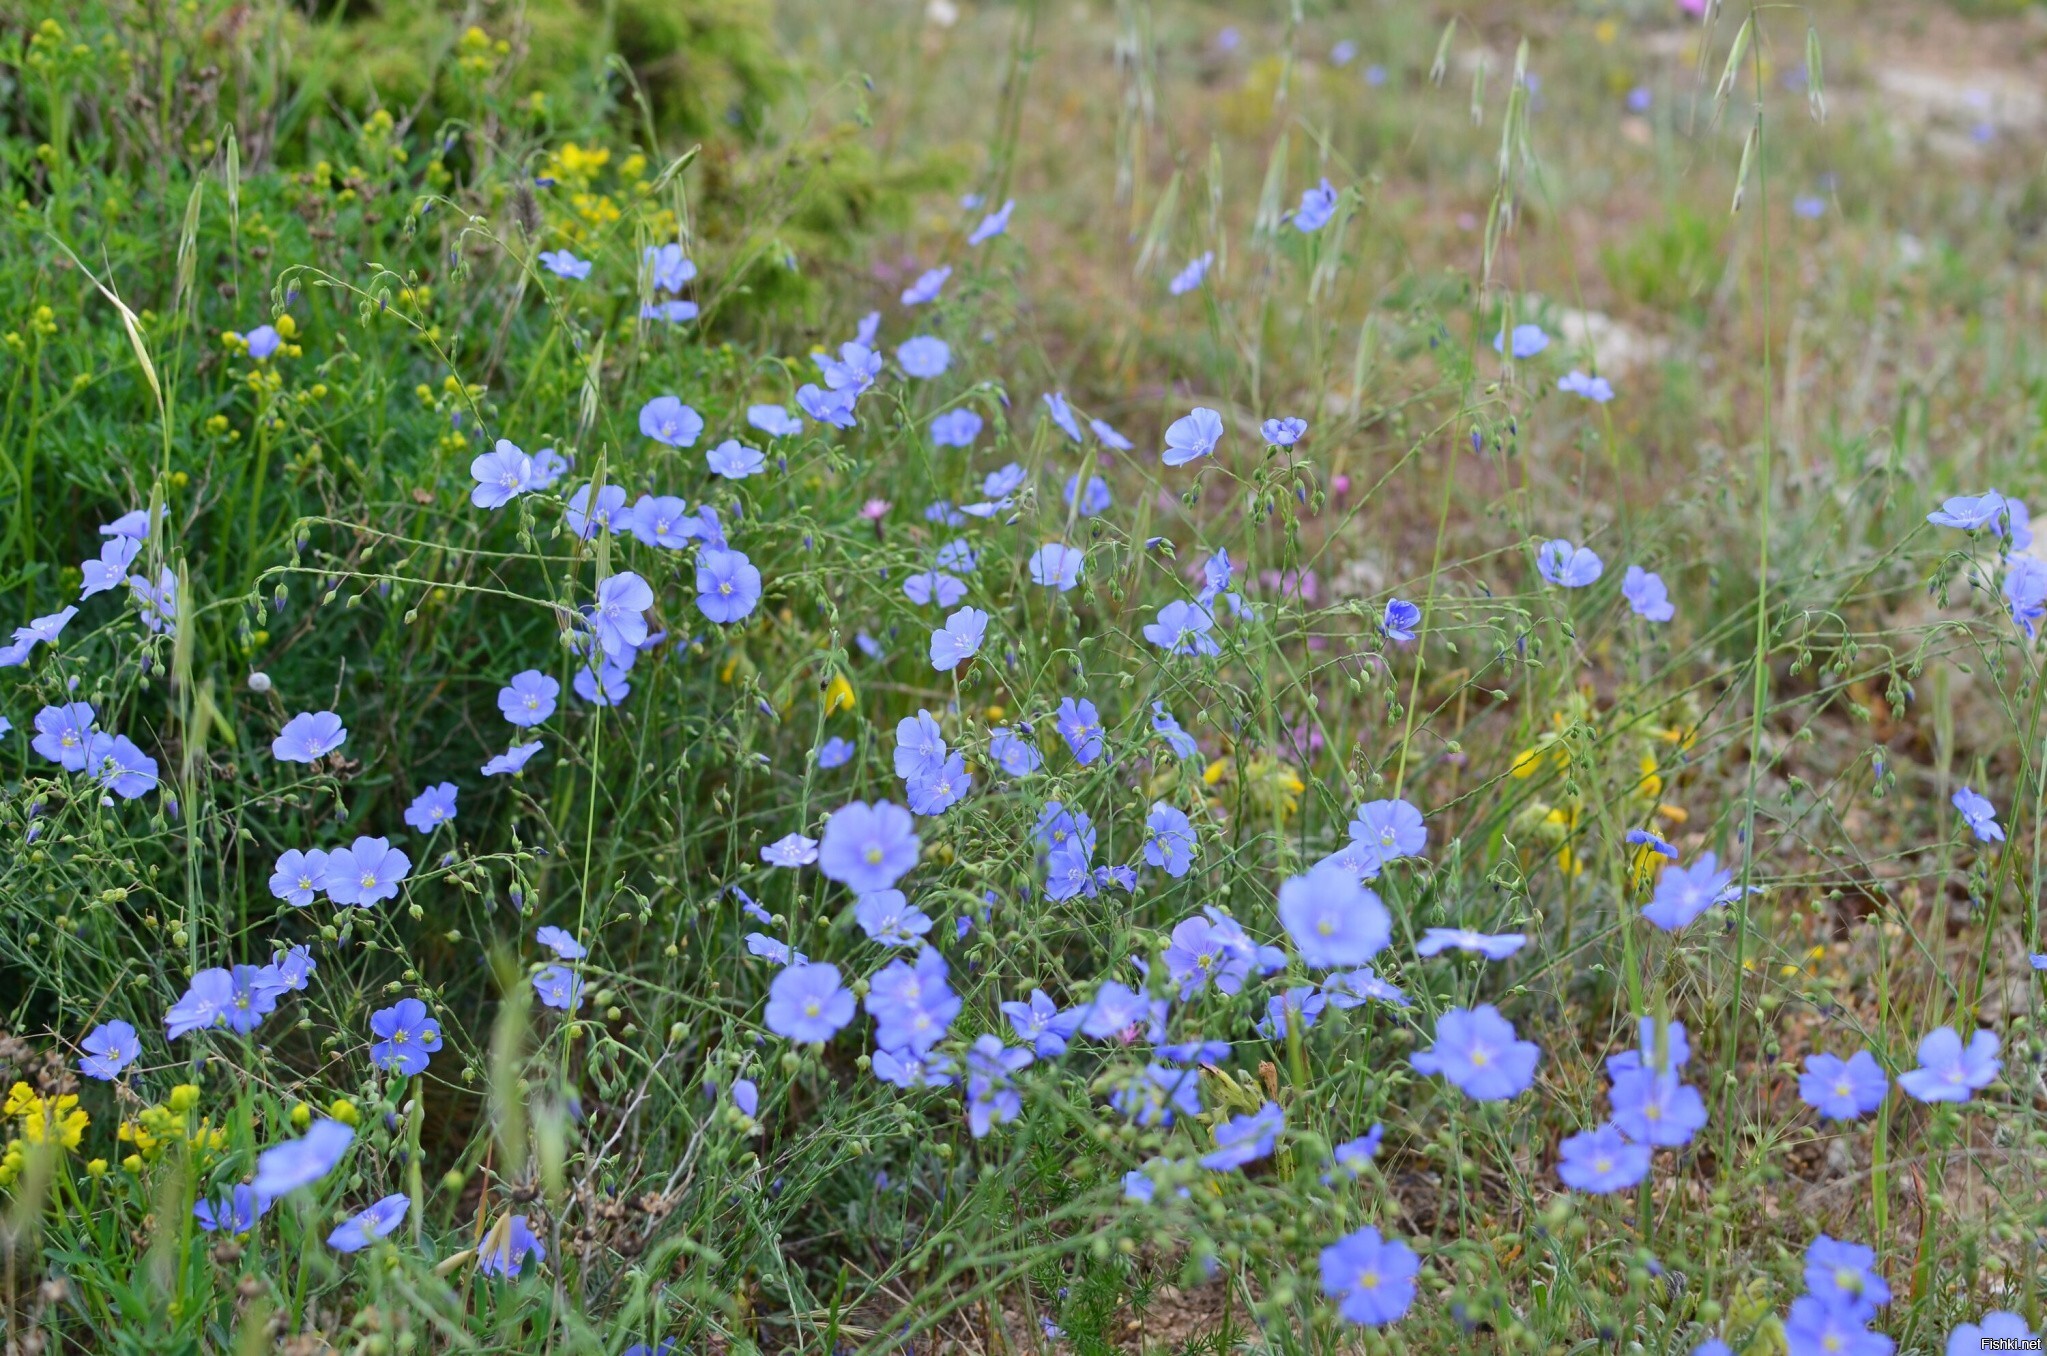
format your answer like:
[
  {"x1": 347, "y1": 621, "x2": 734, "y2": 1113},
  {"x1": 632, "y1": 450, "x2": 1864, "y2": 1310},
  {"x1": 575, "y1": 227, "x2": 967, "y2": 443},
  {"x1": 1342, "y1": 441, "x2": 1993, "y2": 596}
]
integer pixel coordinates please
[
  {"x1": 1381, "y1": 598, "x2": 1421, "y2": 643},
  {"x1": 902, "y1": 570, "x2": 965, "y2": 608},
  {"x1": 78, "y1": 1020, "x2": 140, "y2": 1080},
  {"x1": 1623, "y1": 565, "x2": 1675, "y2": 622},
  {"x1": 273, "y1": 710, "x2": 348, "y2": 763},
  {"x1": 565, "y1": 482, "x2": 629, "y2": 538},
  {"x1": 1143, "y1": 599, "x2": 1220, "y2": 656},
  {"x1": 1411, "y1": 1005, "x2": 1540, "y2": 1100},
  {"x1": 1029, "y1": 542, "x2": 1084, "y2": 591},
  {"x1": 1952, "y1": 786, "x2": 2005, "y2": 843},
  {"x1": 897, "y1": 336, "x2": 950, "y2": 379},
  {"x1": 866, "y1": 946, "x2": 960, "y2": 1054},
  {"x1": 929, "y1": 606, "x2": 988, "y2": 669},
  {"x1": 1041, "y1": 391, "x2": 1083, "y2": 442},
  {"x1": 1144, "y1": 802, "x2": 1198, "y2": 877},
  {"x1": 1350, "y1": 798, "x2": 1427, "y2": 868},
  {"x1": 819, "y1": 800, "x2": 920, "y2": 893},
  {"x1": 766, "y1": 962, "x2": 855, "y2": 1042},
  {"x1": 1798, "y1": 1050, "x2": 1888, "y2": 1121},
  {"x1": 2006, "y1": 557, "x2": 2047, "y2": 637},
  {"x1": 1054, "y1": 697, "x2": 1103, "y2": 764},
  {"x1": 370, "y1": 998, "x2": 443, "y2": 1077},
  {"x1": 533, "y1": 965, "x2": 584, "y2": 1011},
  {"x1": 645, "y1": 243, "x2": 696, "y2": 291},
  {"x1": 470, "y1": 441, "x2": 534, "y2": 509},
  {"x1": 1321, "y1": 966, "x2": 1410, "y2": 1009},
  {"x1": 1063, "y1": 471, "x2": 1111, "y2": 517},
  {"x1": 748, "y1": 404, "x2": 804, "y2": 438},
  {"x1": 32, "y1": 702, "x2": 95, "y2": 771},
  {"x1": 251, "y1": 1118, "x2": 354, "y2": 1201},
  {"x1": 1558, "y1": 370, "x2": 1615, "y2": 402},
  {"x1": 1927, "y1": 490, "x2": 2012, "y2": 533},
  {"x1": 1278, "y1": 861, "x2": 1392, "y2": 968},
  {"x1": 1609, "y1": 1066, "x2": 1708, "y2": 1146},
  {"x1": 89, "y1": 733, "x2": 158, "y2": 799},
  {"x1": 638, "y1": 396, "x2": 704, "y2": 448},
  {"x1": 1897, "y1": 1026, "x2": 2000, "y2": 1103},
  {"x1": 1642, "y1": 851, "x2": 1736, "y2": 931},
  {"x1": 403, "y1": 782, "x2": 458, "y2": 833},
  {"x1": 1292, "y1": 178, "x2": 1339, "y2": 233},
  {"x1": 1260, "y1": 416, "x2": 1308, "y2": 446},
  {"x1": 1319, "y1": 1226, "x2": 1418, "y2": 1326},
  {"x1": 499, "y1": 671, "x2": 560, "y2": 727},
  {"x1": 1804, "y1": 1234, "x2": 1890, "y2": 1316},
  {"x1": 695, "y1": 548, "x2": 763, "y2": 624},
  {"x1": 590, "y1": 571, "x2": 653, "y2": 660},
  {"x1": 761, "y1": 833, "x2": 820, "y2": 868},
  {"x1": 1201, "y1": 1101, "x2": 1285, "y2": 1171},
  {"x1": 1169, "y1": 251, "x2": 1214, "y2": 295},
  {"x1": 1948, "y1": 1313, "x2": 2039, "y2": 1354},
  {"x1": 1108, "y1": 1062, "x2": 1202, "y2": 1127},
  {"x1": 708, "y1": 440, "x2": 764, "y2": 479},
  {"x1": 1151, "y1": 703, "x2": 1198, "y2": 758},
  {"x1": 964, "y1": 1034, "x2": 1033, "y2": 1137},
  {"x1": 483, "y1": 741, "x2": 544, "y2": 776},
  {"x1": 1537, "y1": 538, "x2": 1603, "y2": 587},
  {"x1": 1000, "y1": 989, "x2": 1084, "y2": 1058},
  {"x1": 1556, "y1": 1123, "x2": 1651, "y2": 1194},
  {"x1": 196, "y1": 1185, "x2": 267, "y2": 1234},
  {"x1": 1494, "y1": 323, "x2": 1550, "y2": 359},
  {"x1": 905, "y1": 751, "x2": 971, "y2": 816},
  {"x1": 901, "y1": 265, "x2": 951, "y2": 305},
  {"x1": 477, "y1": 1213, "x2": 546, "y2": 1279},
  {"x1": 1783, "y1": 1296, "x2": 1892, "y2": 1356},
  {"x1": 967, "y1": 198, "x2": 1016, "y2": 246},
  {"x1": 325, "y1": 836, "x2": 411, "y2": 908},
  {"x1": 538, "y1": 249, "x2": 590, "y2": 279},
  {"x1": 930, "y1": 408, "x2": 983, "y2": 447},
  {"x1": 818, "y1": 736, "x2": 854, "y2": 770},
  {"x1": 535, "y1": 926, "x2": 586, "y2": 959},
  {"x1": 1415, "y1": 927, "x2": 1526, "y2": 961},
  {"x1": 1163, "y1": 407, "x2": 1224, "y2": 467},
  {"x1": 328, "y1": 1193, "x2": 410, "y2": 1252},
  {"x1": 855, "y1": 890, "x2": 933, "y2": 947}
]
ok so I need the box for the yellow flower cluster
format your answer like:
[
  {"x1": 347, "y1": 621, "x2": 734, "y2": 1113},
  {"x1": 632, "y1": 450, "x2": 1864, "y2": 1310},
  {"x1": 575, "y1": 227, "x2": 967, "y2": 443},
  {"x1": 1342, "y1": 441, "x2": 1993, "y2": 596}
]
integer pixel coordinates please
[
  {"x1": 1510, "y1": 690, "x2": 1694, "y2": 878},
  {"x1": 0, "y1": 1082, "x2": 90, "y2": 1185},
  {"x1": 116, "y1": 1084, "x2": 225, "y2": 1173}
]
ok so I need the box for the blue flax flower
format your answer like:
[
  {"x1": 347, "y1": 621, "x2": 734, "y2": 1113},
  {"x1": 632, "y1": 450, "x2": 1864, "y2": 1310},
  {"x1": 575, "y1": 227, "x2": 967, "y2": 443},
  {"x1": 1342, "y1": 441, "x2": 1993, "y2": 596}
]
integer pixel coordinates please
[
  {"x1": 1162, "y1": 407, "x2": 1224, "y2": 466},
  {"x1": 929, "y1": 606, "x2": 988, "y2": 669},
  {"x1": 964, "y1": 1035, "x2": 1033, "y2": 1137},
  {"x1": 328, "y1": 1194, "x2": 409, "y2": 1252},
  {"x1": 77, "y1": 1021, "x2": 140, "y2": 1080},
  {"x1": 1897, "y1": 1026, "x2": 2000, "y2": 1103},
  {"x1": 369, "y1": 999, "x2": 443, "y2": 1077},
  {"x1": 1952, "y1": 786, "x2": 2005, "y2": 842},
  {"x1": 1537, "y1": 538, "x2": 1603, "y2": 587},
  {"x1": 273, "y1": 710, "x2": 347, "y2": 763},
  {"x1": 1201, "y1": 1101, "x2": 1284, "y2": 1171},
  {"x1": 819, "y1": 800, "x2": 920, "y2": 893},
  {"x1": 403, "y1": 782, "x2": 458, "y2": 833},
  {"x1": 1556, "y1": 1123, "x2": 1650, "y2": 1193},
  {"x1": 766, "y1": 963, "x2": 855, "y2": 1042},
  {"x1": 865, "y1": 947, "x2": 960, "y2": 1054},
  {"x1": 1278, "y1": 861, "x2": 1391, "y2": 968},
  {"x1": 1411, "y1": 1005, "x2": 1540, "y2": 1100},
  {"x1": 251, "y1": 1119, "x2": 354, "y2": 1201},
  {"x1": 1319, "y1": 1227, "x2": 1418, "y2": 1326},
  {"x1": 1798, "y1": 1050, "x2": 1888, "y2": 1121}
]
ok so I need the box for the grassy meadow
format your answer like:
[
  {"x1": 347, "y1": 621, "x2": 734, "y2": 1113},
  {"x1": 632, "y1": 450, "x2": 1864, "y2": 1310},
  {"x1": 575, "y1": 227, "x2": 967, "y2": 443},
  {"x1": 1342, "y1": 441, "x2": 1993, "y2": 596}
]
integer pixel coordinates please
[{"x1": 2, "y1": 0, "x2": 2047, "y2": 1352}]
